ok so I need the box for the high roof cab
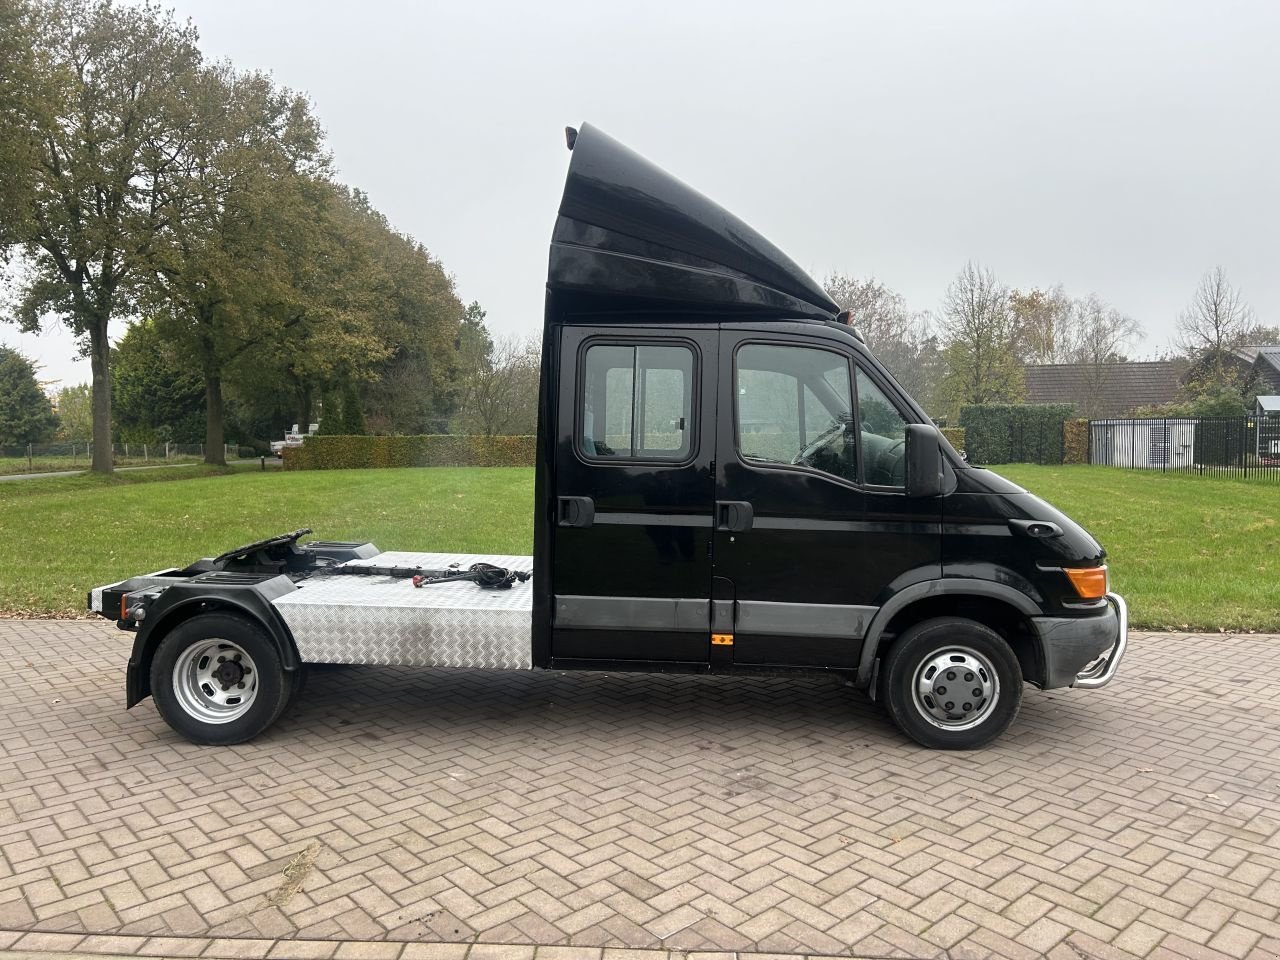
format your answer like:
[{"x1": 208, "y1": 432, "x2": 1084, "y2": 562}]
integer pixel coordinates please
[{"x1": 548, "y1": 123, "x2": 839, "y2": 321}]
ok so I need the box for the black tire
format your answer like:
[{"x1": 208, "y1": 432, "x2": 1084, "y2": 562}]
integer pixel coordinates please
[
  {"x1": 150, "y1": 612, "x2": 292, "y2": 745},
  {"x1": 878, "y1": 617, "x2": 1022, "y2": 750}
]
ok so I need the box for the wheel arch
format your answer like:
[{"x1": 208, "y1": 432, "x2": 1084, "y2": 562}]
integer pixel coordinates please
[
  {"x1": 857, "y1": 579, "x2": 1043, "y2": 690},
  {"x1": 127, "y1": 591, "x2": 300, "y2": 708}
]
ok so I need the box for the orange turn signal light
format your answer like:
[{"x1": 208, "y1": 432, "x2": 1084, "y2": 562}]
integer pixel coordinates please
[{"x1": 1064, "y1": 566, "x2": 1108, "y2": 600}]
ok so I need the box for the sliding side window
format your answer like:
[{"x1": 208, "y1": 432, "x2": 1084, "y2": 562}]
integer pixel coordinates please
[{"x1": 580, "y1": 343, "x2": 694, "y2": 461}]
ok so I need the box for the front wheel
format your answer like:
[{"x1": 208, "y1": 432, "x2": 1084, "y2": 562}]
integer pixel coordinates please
[
  {"x1": 150, "y1": 612, "x2": 295, "y2": 745},
  {"x1": 879, "y1": 617, "x2": 1022, "y2": 749}
]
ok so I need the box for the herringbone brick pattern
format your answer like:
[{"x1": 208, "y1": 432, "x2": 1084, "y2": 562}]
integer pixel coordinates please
[{"x1": 0, "y1": 620, "x2": 1276, "y2": 960}]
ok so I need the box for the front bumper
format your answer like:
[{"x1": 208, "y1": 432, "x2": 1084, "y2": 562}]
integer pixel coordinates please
[{"x1": 1031, "y1": 592, "x2": 1128, "y2": 690}]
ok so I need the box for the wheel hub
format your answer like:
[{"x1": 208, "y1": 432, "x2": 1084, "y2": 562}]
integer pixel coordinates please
[
  {"x1": 912, "y1": 646, "x2": 999, "y2": 731},
  {"x1": 214, "y1": 658, "x2": 246, "y2": 688},
  {"x1": 172, "y1": 640, "x2": 259, "y2": 724}
]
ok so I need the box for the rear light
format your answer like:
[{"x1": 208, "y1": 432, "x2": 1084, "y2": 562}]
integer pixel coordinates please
[{"x1": 1064, "y1": 565, "x2": 1108, "y2": 600}]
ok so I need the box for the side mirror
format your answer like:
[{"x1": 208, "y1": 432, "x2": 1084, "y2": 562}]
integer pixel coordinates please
[{"x1": 905, "y1": 423, "x2": 944, "y2": 498}]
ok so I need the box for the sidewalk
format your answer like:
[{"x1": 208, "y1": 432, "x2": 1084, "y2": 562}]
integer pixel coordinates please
[{"x1": 0, "y1": 620, "x2": 1276, "y2": 960}]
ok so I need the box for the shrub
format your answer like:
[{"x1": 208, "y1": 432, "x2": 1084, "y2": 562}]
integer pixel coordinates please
[
  {"x1": 940, "y1": 426, "x2": 966, "y2": 457},
  {"x1": 959, "y1": 404, "x2": 1075, "y2": 464},
  {"x1": 1062, "y1": 419, "x2": 1089, "y2": 464},
  {"x1": 284, "y1": 434, "x2": 536, "y2": 470}
]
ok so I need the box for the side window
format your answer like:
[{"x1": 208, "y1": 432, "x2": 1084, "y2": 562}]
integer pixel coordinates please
[
  {"x1": 856, "y1": 368, "x2": 909, "y2": 487},
  {"x1": 580, "y1": 343, "x2": 693, "y2": 461},
  {"x1": 735, "y1": 344, "x2": 857, "y2": 484}
]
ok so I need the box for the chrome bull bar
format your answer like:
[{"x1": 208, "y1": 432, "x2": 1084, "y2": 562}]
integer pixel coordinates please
[{"x1": 1073, "y1": 592, "x2": 1128, "y2": 689}]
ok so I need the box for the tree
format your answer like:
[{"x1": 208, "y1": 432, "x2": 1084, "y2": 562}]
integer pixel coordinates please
[
  {"x1": 0, "y1": 346, "x2": 57, "y2": 445},
  {"x1": 340, "y1": 191, "x2": 463, "y2": 435},
  {"x1": 453, "y1": 333, "x2": 541, "y2": 436},
  {"x1": 111, "y1": 318, "x2": 204, "y2": 443},
  {"x1": 1008, "y1": 286, "x2": 1074, "y2": 364},
  {"x1": 338, "y1": 381, "x2": 368, "y2": 435},
  {"x1": 0, "y1": 0, "x2": 44, "y2": 254},
  {"x1": 54, "y1": 382, "x2": 91, "y2": 440},
  {"x1": 1063, "y1": 294, "x2": 1143, "y2": 418},
  {"x1": 7, "y1": 0, "x2": 202, "y2": 472},
  {"x1": 823, "y1": 274, "x2": 943, "y2": 414},
  {"x1": 938, "y1": 262, "x2": 1023, "y2": 412},
  {"x1": 1175, "y1": 267, "x2": 1255, "y2": 388},
  {"x1": 143, "y1": 63, "x2": 331, "y2": 465}
]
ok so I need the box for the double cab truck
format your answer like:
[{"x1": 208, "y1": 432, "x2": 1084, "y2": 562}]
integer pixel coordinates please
[{"x1": 90, "y1": 124, "x2": 1127, "y2": 750}]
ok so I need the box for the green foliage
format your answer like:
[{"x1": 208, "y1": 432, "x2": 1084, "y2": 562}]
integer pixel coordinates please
[
  {"x1": 284, "y1": 435, "x2": 536, "y2": 470},
  {"x1": 939, "y1": 426, "x2": 966, "y2": 455},
  {"x1": 8, "y1": 0, "x2": 204, "y2": 471},
  {"x1": 237, "y1": 183, "x2": 461, "y2": 443},
  {"x1": 0, "y1": 0, "x2": 42, "y2": 253},
  {"x1": 1131, "y1": 385, "x2": 1252, "y2": 419},
  {"x1": 111, "y1": 320, "x2": 205, "y2": 443},
  {"x1": 1062, "y1": 419, "x2": 1089, "y2": 465},
  {"x1": 54, "y1": 383, "x2": 92, "y2": 441},
  {"x1": 338, "y1": 382, "x2": 368, "y2": 435},
  {"x1": 0, "y1": 347, "x2": 57, "y2": 445},
  {"x1": 959, "y1": 403, "x2": 1075, "y2": 464},
  {"x1": 0, "y1": 465, "x2": 533, "y2": 615},
  {"x1": 939, "y1": 263, "x2": 1025, "y2": 416}
]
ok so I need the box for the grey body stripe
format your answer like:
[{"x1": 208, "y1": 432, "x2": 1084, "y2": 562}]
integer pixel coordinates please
[
  {"x1": 554, "y1": 595, "x2": 710, "y2": 632},
  {"x1": 736, "y1": 600, "x2": 877, "y2": 639},
  {"x1": 593, "y1": 512, "x2": 713, "y2": 527},
  {"x1": 752, "y1": 517, "x2": 939, "y2": 535},
  {"x1": 554, "y1": 595, "x2": 878, "y2": 640}
]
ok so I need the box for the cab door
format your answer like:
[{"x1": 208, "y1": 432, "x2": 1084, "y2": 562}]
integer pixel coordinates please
[
  {"x1": 713, "y1": 329, "x2": 942, "y2": 668},
  {"x1": 551, "y1": 324, "x2": 718, "y2": 665}
]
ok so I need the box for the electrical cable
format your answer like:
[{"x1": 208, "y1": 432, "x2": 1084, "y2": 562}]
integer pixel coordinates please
[{"x1": 412, "y1": 563, "x2": 532, "y2": 590}]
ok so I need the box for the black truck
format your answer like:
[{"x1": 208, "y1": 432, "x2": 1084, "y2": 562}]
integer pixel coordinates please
[{"x1": 90, "y1": 124, "x2": 1126, "y2": 750}]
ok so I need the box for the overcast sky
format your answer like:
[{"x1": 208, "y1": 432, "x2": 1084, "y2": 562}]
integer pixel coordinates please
[{"x1": 5, "y1": 0, "x2": 1278, "y2": 389}]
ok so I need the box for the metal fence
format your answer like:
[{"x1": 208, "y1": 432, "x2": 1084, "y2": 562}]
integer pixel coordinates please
[
  {"x1": 0, "y1": 442, "x2": 236, "y2": 473},
  {"x1": 1089, "y1": 416, "x2": 1280, "y2": 479}
]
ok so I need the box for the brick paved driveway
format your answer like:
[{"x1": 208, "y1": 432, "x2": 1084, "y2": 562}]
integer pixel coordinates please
[{"x1": 0, "y1": 620, "x2": 1276, "y2": 960}]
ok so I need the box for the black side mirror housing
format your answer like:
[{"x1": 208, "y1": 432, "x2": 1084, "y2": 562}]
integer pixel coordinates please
[{"x1": 905, "y1": 423, "x2": 944, "y2": 498}]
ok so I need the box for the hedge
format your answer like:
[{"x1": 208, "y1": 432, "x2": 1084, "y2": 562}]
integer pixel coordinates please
[
  {"x1": 958, "y1": 404, "x2": 1075, "y2": 464},
  {"x1": 283, "y1": 435, "x2": 536, "y2": 470},
  {"x1": 939, "y1": 427, "x2": 966, "y2": 456},
  {"x1": 1063, "y1": 419, "x2": 1089, "y2": 465}
]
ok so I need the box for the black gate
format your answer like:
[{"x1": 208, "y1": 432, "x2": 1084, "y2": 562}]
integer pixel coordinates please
[{"x1": 1088, "y1": 416, "x2": 1280, "y2": 480}]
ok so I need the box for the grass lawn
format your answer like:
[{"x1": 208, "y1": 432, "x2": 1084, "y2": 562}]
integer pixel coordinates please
[
  {"x1": 0, "y1": 466, "x2": 532, "y2": 617},
  {"x1": 1, "y1": 463, "x2": 1275, "y2": 630},
  {"x1": 0, "y1": 454, "x2": 203, "y2": 476},
  {"x1": 996, "y1": 464, "x2": 1278, "y2": 632}
]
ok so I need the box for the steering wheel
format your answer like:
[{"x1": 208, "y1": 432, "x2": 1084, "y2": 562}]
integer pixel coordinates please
[{"x1": 791, "y1": 421, "x2": 848, "y2": 467}]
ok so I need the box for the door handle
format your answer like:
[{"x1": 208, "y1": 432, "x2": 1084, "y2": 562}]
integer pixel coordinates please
[
  {"x1": 716, "y1": 500, "x2": 754, "y2": 532},
  {"x1": 557, "y1": 496, "x2": 595, "y2": 528}
]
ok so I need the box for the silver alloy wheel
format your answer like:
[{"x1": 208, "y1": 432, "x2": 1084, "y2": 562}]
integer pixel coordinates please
[
  {"x1": 911, "y1": 645, "x2": 999, "y2": 731},
  {"x1": 172, "y1": 639, "x2": 259, "y2": 724}
]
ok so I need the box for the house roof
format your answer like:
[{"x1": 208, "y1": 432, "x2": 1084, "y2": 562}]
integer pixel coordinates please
[
  {"x1": 1254, "y1": 347, "x2": 1280, "y2": 393},
  {"x1": 1258, "y1": 396, "x2": 1280, "y2": 414},
  {"x1": 1024, "y1": 361, "x2": 1184, "y2": 418}
]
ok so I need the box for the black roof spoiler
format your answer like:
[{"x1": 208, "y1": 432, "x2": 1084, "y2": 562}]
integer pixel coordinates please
[{"x1": 547, "y1": 124, "x2": 839, "y2": 323}]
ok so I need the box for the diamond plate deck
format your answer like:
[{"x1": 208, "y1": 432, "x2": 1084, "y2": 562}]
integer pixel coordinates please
[{"x1": 272, "y1": 551, "x2": 534, "y2": 669}]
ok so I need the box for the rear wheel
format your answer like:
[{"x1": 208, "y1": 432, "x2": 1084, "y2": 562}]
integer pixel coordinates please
[
  {"x1": 879, "y1": 617, "x2": 1022, "y2": 749},
  {"x1": 150, "y1": 612, "x2": 294, "y2": 745}
]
